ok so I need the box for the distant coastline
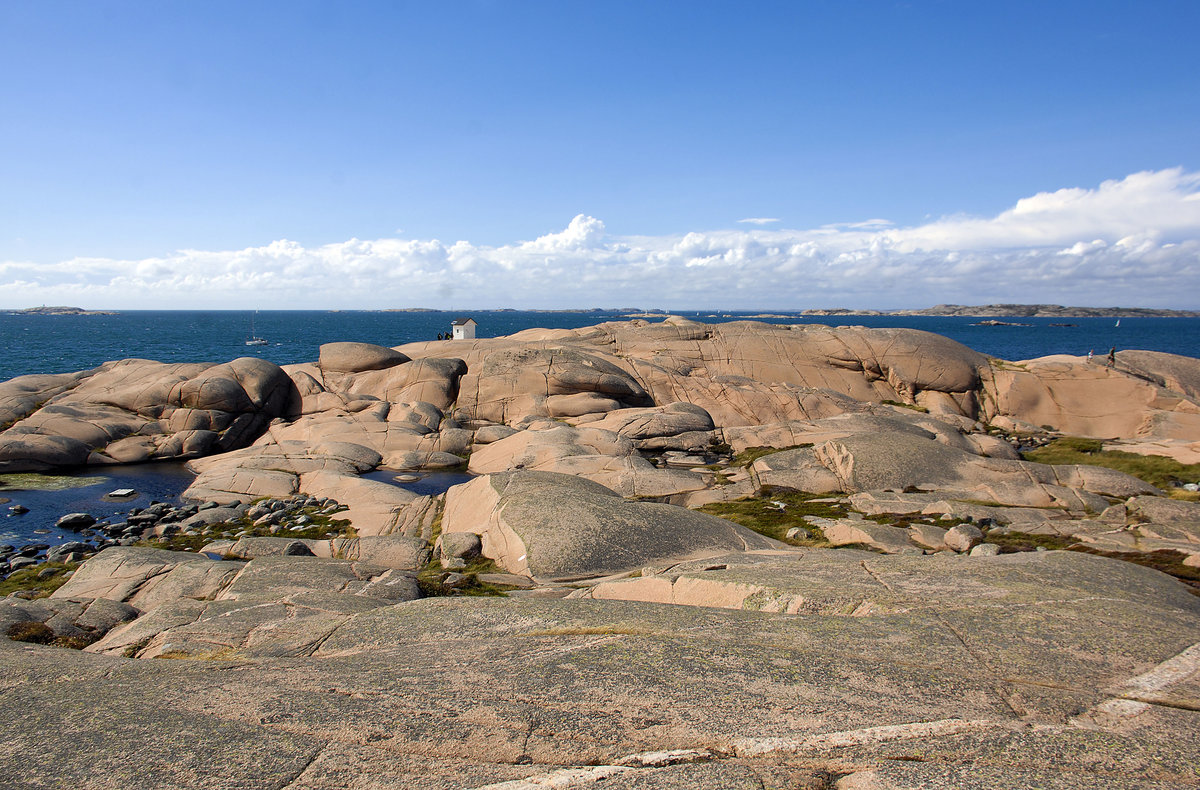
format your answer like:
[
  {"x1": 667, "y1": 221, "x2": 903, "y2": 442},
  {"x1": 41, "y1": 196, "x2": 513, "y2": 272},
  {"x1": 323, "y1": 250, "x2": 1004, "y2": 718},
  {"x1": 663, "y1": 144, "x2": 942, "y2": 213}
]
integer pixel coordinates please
[
  {"x1": 799, "y1": 304, "x2": 1200, "y2": 318},
  {"x1": 7, "y1": 304, "x2": 1199, "y2": 318}
]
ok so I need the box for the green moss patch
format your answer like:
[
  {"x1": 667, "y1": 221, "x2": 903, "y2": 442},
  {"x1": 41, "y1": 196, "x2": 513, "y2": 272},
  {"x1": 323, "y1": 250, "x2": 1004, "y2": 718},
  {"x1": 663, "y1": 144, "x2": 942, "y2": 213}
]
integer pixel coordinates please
[
  {"x1": 0, "y1": 473, "x2": 104, "y2": 491},
  {"x1": 864, "y1": 512, "x2": 967, "y2": 530},
  {"x1": 986, "y1": 529, "x2": 1200, "y2": 595},
  {"x1": 416, "y1": 556, "x2": 513, "y2": 597},
  {"x1": 5, "y1": 620, "x2": 97, "y2": 649},
  {"x1": 0, "y1": 562, "x2": 79, "y2": 599},
  {"x1": 1072, "y1": 547, "x2": 1200, "y2": 595},
  {"x1": 699, "y1": 487, "x2": 845, "y2": 545},
  {"x1": 984, "y1": 530, "x2": 1076, "y2": 553},
  {"x1": 730, "y1": 445, "x2": 811, "y2": 468},
  {"x1": 881, "y1": 400, "x2": 929, "y2": 413}
]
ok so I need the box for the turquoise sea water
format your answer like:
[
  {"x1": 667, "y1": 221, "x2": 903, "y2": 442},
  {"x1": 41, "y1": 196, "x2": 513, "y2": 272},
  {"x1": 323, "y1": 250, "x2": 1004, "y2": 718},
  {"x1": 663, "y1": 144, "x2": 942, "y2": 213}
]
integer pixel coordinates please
[{"x1": 2, "y1": 310, "x2": 1198, "y2": 383}]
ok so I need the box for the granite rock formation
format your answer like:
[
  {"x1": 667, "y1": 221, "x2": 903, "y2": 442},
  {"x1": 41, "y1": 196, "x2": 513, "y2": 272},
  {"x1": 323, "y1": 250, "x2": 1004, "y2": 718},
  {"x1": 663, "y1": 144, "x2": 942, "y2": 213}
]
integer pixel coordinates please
[{"x1": 2, "y1": 319, "x2": 1200, "y2": 788}]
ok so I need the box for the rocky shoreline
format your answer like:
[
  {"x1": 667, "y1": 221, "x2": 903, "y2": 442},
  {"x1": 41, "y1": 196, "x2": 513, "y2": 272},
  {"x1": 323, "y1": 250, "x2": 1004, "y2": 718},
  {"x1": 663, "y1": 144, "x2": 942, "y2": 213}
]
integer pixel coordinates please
[{"x1": 1, "y1": 317, "x2": 1199, "y2": 789}]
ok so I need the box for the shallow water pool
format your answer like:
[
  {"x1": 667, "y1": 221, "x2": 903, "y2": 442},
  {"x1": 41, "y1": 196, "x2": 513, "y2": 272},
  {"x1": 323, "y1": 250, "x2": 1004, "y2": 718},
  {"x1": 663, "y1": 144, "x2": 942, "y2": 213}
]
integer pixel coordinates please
[
  {"x1": 0, "y1": 463, "x2": 195, "y2": 546},
  {"x1": 362, "y1": 469, "x2": 474, "y2": 496}
]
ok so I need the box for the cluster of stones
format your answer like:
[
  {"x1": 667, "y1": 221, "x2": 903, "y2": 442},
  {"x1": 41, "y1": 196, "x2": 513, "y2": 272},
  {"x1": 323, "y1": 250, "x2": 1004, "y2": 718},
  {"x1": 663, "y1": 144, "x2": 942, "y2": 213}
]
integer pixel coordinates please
[
  {"x1": 793, "y1": 507, "x2": 999, "y2": 556},
  {"x1": 0, "y1": 494, "x2": 351, "y2": 585}
]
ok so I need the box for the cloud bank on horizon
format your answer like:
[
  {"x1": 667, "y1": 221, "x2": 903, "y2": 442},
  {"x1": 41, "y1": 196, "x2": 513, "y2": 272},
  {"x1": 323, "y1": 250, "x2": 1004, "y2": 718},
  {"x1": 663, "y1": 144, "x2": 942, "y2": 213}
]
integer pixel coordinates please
[{"x1": 4, "y1": 168, "x2": 1199, "y2": 311}]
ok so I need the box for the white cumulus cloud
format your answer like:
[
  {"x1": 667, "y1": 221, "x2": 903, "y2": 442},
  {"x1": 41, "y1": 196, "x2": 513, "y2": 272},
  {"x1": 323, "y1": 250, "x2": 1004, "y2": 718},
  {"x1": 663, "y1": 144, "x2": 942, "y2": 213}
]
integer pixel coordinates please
[
  {"x1": 3, "y1": 169, "x2": 1199, "y2": 310},
  {"x1": 519, "y1": 214, "x2": 606, "y2": 252}
]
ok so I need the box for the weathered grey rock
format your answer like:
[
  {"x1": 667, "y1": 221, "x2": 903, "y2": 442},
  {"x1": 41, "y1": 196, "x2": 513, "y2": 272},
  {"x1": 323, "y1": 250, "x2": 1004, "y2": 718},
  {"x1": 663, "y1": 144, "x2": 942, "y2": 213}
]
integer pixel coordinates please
[
  {"x1": 450, "y1": 346, "x2": 652, "y2": 425},
  {"x1": 214, "y1": 555, "x2": 409, "y2": 602},
  {"x1": 72, "y1": 597, "x2": 141, "y2": 632},
  {"x1": 178, "y1": 506, "x2": 246, "y2": 529},
  {"x1": 1128, "y1": 496, "x2": 1200, "y2": 524},
  {"x1": 475, "y1": 572, "x2": 536, "y2": 588},
  {"x1": 326, "y1": 535, "x2": 431, "y2": 570},
  {"x1": 472, "y1": 424, "x2": 519, "y2": 444},
  {"x1": 584, "y1": 402, "x2": 716, "y2": 439},
  {"x1": 439, "y1": 531, "x2": 482, "y2": 561},
  {"x1": 970, "y1": 543, "x2": 1001, "y2": 557},
  {"x1": 50, "y1": 546, "x2": 243, "y2": 611},
  {"x1": 0, "y1": 358, "x2": 294, "y2": 472},
  {"x1": 225, "y1": 537, "x2": 316, "y2": 559},
  {"x1": 907, "y1": 523, "x2": 949, "y2": 551},
  {"x1": 820, "y1": 519, "x2": 923, "y2": 554}
]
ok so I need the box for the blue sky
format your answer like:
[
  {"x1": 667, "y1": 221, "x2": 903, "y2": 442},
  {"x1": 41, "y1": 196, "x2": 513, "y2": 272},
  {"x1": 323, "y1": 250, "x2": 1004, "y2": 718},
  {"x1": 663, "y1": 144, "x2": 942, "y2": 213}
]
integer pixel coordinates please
[{"x1": 2, "y1": 1, "x2": 1199, "y2": 309}]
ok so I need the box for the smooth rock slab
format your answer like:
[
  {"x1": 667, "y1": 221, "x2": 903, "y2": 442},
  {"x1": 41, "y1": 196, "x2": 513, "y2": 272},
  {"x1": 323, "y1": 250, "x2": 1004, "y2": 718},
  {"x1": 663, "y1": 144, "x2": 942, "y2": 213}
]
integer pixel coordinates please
[
  {"x1": 2, "y1": 557, "x2": 1199, "y2": 790},
  {"x1": 442, "y1": 470, "x2": 781, "y2": 580}
]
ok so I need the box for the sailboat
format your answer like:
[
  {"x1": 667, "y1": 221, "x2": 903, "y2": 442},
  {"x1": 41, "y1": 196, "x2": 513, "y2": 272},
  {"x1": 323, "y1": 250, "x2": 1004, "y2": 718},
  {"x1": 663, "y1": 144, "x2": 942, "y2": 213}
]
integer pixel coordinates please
[
  {"x1": 1115, "y1": 319, "x2": 1121, "y2": 328},
  {"x1": 246, "y1": 312, "x2": 268, "y2": 346}
]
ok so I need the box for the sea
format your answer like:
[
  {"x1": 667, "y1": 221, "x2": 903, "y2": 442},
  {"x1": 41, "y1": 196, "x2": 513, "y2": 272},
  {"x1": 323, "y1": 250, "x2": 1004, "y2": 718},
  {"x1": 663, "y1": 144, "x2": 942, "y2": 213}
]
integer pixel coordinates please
[
  {"x1": 2, "y1": 309, "x2": 1198, "y2": 548},
  {"x1": 2, "y1": 309, "x2": 1198, "y2": 384}
]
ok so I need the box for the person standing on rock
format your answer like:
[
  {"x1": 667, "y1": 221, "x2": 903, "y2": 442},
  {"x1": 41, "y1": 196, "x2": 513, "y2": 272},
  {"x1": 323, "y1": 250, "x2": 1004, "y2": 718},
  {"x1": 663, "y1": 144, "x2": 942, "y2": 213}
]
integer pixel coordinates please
[
  {"x1": 1087, "y1": 349, "x2": 1094, "y2": 363},
  {"x1": 1107, "y1": 347, "x2": 1116, "y2": 367}
]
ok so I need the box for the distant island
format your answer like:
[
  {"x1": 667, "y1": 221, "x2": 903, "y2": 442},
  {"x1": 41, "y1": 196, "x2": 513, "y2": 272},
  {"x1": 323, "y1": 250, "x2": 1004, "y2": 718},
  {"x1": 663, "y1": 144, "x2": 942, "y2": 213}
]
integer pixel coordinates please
[
  {"x1": 7, "y1": 306, "x2": 117, "y2": 316},
  {"x1": 803, "y1": 304, "x2": 1200, "y2": 318}
]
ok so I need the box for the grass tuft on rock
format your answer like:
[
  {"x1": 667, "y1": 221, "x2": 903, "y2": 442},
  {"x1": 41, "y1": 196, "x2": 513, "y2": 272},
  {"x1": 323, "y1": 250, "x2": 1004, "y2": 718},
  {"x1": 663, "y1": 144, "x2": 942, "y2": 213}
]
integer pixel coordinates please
[
  {"x1": 1022, "y1": 437, "x2": 1200, "y2": 492},
  {"x1": 0, "y1": 472, "x2": 105, "y2": 491}
]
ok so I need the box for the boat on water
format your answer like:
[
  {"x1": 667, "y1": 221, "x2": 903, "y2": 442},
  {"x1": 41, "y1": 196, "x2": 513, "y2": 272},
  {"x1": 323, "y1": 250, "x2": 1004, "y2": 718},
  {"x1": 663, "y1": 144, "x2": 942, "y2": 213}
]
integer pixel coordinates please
[{"x1": 246, "y1": 313, "x2": 268, "y2": 346}]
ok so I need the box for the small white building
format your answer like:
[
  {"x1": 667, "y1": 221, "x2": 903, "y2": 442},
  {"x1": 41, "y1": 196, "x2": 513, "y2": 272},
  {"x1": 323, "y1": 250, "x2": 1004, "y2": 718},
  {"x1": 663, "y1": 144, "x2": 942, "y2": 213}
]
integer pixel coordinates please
[{"x1": 451, "y1": 317, "x2": 477, "y2": 340}]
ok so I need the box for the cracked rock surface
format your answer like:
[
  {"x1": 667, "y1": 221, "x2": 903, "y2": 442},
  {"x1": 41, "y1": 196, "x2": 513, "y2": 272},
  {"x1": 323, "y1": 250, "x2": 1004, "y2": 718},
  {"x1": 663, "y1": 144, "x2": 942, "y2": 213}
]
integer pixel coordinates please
[{"x1": 2, "y1": 548, "x2": 1198, "y2": 789}]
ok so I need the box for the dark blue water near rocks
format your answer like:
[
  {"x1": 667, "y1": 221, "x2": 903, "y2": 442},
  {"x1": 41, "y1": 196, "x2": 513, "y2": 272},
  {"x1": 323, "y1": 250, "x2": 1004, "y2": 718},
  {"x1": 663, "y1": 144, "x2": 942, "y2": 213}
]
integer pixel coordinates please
[
  {"x1": 2, "y1": 310, "x2": 1198, "y2": 383},
  {"x1": 363, "y1": 470, "x2": 474, "y2": 496},
  {"x1": 0, "y1": 463, "x2": 196, "y2": 547}
]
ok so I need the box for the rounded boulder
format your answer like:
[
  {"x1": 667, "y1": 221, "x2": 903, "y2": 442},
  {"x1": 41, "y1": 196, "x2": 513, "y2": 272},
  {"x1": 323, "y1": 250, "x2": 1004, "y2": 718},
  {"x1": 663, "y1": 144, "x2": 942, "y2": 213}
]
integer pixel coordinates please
[{"x1": 319, "y1": 343, "x2": 411, "y2": 374}]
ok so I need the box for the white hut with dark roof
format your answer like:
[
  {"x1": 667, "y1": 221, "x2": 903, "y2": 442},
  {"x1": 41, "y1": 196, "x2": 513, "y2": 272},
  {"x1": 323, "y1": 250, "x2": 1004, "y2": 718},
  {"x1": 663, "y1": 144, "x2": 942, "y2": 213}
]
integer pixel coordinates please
[{"x1": 450, "y1": 317, "x2": 477, "y2": 340}]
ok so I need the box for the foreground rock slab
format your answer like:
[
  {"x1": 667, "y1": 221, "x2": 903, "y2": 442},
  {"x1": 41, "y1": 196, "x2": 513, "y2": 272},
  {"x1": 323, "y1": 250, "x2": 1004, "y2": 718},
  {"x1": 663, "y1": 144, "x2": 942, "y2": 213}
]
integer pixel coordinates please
[{"x1": 2, "y1": 547, "x2": 1198, "y2": 789}]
